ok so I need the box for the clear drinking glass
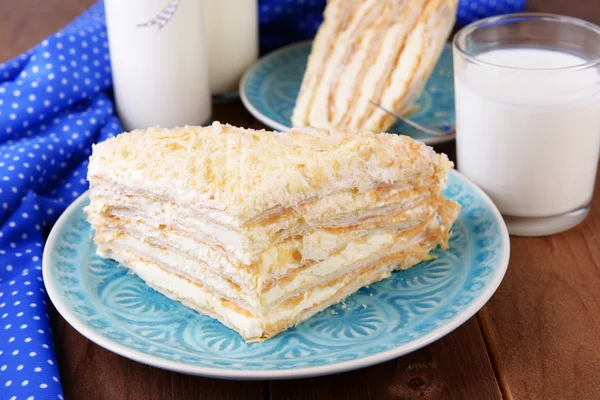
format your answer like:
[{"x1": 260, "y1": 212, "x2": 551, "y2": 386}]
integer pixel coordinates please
[{"x1": 453, "y1": 13, "x2": 600, "y2": 236}]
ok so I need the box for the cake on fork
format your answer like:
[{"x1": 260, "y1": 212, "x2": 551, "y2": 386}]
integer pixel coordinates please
[{"x1": 85, "y1": 122, "x2": 460, "y2": 342}]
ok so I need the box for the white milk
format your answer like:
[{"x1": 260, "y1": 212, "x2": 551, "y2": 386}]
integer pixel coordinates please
[
  {"x1": 203, "y1": 0, "x2": 258, "y2": 94},
  {"x1": 455, "y1": 48, "x2": 600, "y2": 218},
  {"x1": 105, "y1": 0, "x2": 211, "y2": 130}
]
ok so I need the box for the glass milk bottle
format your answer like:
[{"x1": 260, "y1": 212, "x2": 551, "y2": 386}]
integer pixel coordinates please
[
  {"x1": 453, "y1": 14, "x2": 600, "y2": 236},
  {"x1": 203, "y1": 0, "x2": 258, "y2": 95},
  {"x1": 104, "y1": 0, "x2": 211, "y2": 130}
]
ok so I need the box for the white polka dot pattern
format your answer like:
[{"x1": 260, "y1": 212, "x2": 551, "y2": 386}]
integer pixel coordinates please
[{"x1": 0, "y1": 3, "x2": 121, "y2": 399}]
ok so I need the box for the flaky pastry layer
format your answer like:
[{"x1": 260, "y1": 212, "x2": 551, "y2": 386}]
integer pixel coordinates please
[
  {"x1": 92, "y1": 213, "x2": 449, "y2": 315},
  {"x1": 98, "y1": 238, "x2": 438, "y2": 342}
]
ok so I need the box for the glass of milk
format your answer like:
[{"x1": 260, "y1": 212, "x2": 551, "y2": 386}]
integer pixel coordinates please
[{"x1": 453, "y1": 13, "x2": 600, "y2": 236}]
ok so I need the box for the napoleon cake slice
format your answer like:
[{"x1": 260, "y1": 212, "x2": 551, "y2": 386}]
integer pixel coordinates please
[{"x1": 85, "y1": 122, "x2": 460, "y2": 341}]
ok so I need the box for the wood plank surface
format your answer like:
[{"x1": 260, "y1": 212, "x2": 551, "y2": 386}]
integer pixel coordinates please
[
  {"x1": 3, "y1": 0, "x2": 600, "y2": 399},
  {"x1": 527, "y1": 0, "x2": 600, "y2": 24},
  {"x1": 0, "y1": 0, "x2": 92, "y2": 62},
  {"x1": 49, "y1": 303, "x2": 265, "y2": 400},
  {"x1": 270, "y1": 318, "x2": 500, "y2": 400}
]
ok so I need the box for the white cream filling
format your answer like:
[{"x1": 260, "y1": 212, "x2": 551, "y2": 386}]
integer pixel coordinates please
[
  {"x1": 87, "y1": 191, "x2": 254, "y2": 263},
  {"x1": 97, "y1": 239, "x2": 262, "y2": 310},
  {"x1": 89, "y1": 182, "x2": 433, "y2": 265},
  {"x1": 89, "y1": 188, "x2": 302, "y2": 264},
  {"x1": 91, "y1": 202, "x2": 429, "y2": 290},
  {"x1": 96, "y1": 223, "x2": 429, "y2": 314},
  {"x1": 99, "y1": 246, "x2": 398, "y2": 341},
  {"x1": 346, "y1": 7, "x2": 421, "y2": 129},
  {"x1": 99, "y1": 249, "x2": 265, "y2": 340}
]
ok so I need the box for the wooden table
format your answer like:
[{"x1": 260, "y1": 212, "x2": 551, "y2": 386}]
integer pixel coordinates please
[{"x1": 2, "y1": 1, "x2": 599, "y2": 399}]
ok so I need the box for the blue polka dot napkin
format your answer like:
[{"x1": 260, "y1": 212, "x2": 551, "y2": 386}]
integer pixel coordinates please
[
  {"x1": 0, "y1": 1, "x2": 525, "y2": 398},
  {"x1": 0, "y1": 3, "x2": 121, "y2": 399}
]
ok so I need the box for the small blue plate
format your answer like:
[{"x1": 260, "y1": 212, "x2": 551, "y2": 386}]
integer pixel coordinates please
[
  {"x1": 240, "y1": 41, "x2": 455, "y2": 145},
  {"x1": 43, "y1": 170, "x2": 508, "y2": 380}
]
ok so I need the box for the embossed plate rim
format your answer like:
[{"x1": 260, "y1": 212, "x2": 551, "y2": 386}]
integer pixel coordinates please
[
  {"x1": 43, "y1": 169, "x2": 509, "y2": 380},
  {"x1": 239, "y1": 40, "x2": 456, "y2": 145}
]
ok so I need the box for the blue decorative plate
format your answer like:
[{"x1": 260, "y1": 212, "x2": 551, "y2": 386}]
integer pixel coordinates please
[
  {"x1": 240, "y1": 41, "x2": 455, "y2": 145},
  {"x1": 43, "y1": 170, "x2": 508, "y2": 379}
]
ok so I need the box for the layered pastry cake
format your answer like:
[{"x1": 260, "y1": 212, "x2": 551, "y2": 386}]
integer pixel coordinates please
[
  {"x1": 85, "y1": 122, "x2": 460, "y2": 342},
  {"x1": 292, "y1": 0, "x2": 458, "y2": 133}
]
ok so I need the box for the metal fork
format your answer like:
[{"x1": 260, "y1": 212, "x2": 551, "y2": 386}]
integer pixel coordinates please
[{"x1": 368, "y1": 100, "x2": 454, "y2": 137}]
